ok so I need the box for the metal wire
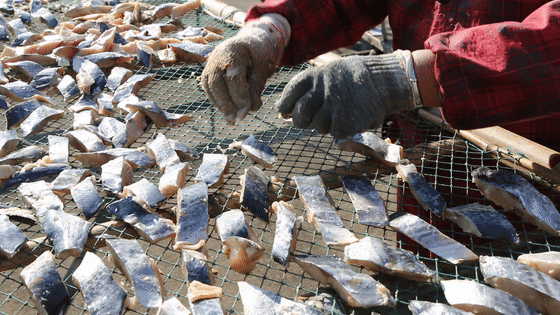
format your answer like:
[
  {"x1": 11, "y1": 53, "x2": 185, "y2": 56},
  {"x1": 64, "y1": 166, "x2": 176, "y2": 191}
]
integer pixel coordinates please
[{"x1": 0, "y1": 1, "x2": 559, "y2": 315}]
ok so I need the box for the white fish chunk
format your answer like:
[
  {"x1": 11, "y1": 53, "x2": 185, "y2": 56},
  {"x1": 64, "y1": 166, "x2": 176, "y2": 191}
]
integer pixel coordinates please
[
  {"x1": 292, "y1": 254, "x2": 396, "y2": 308},
  {"x1": 238, "y1": 281, "x2": 324, "y2": 315},
  {"x1": 181, "y1": 248, "x2": 214, "y2": 285},
  {"x1": 175, "y1": 182, "x2": 208, "y2": 250},
  {"x1": 72, "y1": 251, "x2": 127, "y2": 315},
  {"x1": 66, "y1": 129, "x2": 106, "y2": 152},
  {"x1": 18, "y1": 180, "x2": 63, "y2": 217},
  {"x1": 113, "y1": 73, "x2": 155, "y2": 104},
  {"x1": 344, "y1": 237, "x2": 436, "y2": 281},
  {"x1": 158, "y1": 297, "x2": 191, "y2": 315},
  {"x1": 408, "y1": 300, "x2": 474, "y2": 315},
  {"x1": 147, "y1": 133, "x2": 180, "y2": 171},
  {"x1": 396, "y1": 163, "x2": 446, "y2": 217},
  {"x1": 518, "y1": 251, "x2": 560, "y2": 281},
  {"x1": 101, "y1": 156, "x2": 133, "y2": 194},
  {"x1": 388, "y1": 212, "x2": 478, "y2": 264},
  {"x1": 223, "y1": 236, "x2": 265, "y2": 274},
  {"x1": 112, "y1": 111, "x2": 151, "y2": 148},
  {"x1": 106, "y1": 66, "x2": 133, "y2": 92},
  {"x1": 335, "y1": 131, "x2": 403, "y2": 166},
  {"x1": 194, "y1": 153, "x2": 229, "y2": 188},
  {"x1": 480, "y1": 255, "x2": 560, "y2": 315},
  {"x1": 122, "y1": 178, "x2": 166, "y2": 210},
  {"x1": 341, "y1": 175, "x2": 389, "y2": 226},
  {"x1": 240, "y1": 166, "x2": 270, "y2": 223},
  {"x1": 57, "y1": 74, "x2": 80, "y2": 101},
  {"x1": 20, "y1": 105, "x2": 64, "y2": 137},
  {"x1": 126, "y1": 100, "x2": 192, "y2": 127},
  {"x1": 0, "y1": 129, "x2": 20, "y2": 158},
  {"x1": 19, "y1": 251, "x2": 70, "y2": 315},
  {"x1": 0, "y1": 213, "x2": 26, "y2": 258},
  {"x1": 71, "y1": 176, "x2": 103, "y2": 219},
  {"x1": 271, "y1": 201, "x2": 298, "y2": 266},
  {"x1": 70, "y1": 94, "x2": 98, "y2": 113},
  {"x1": 234, "y1": 134, "x2": 277, "y2": 168},
  {"x1": 169, "y1": 139, "x2": 199, "y2": 160},
  {"x1": 159, "y1": 161, "x2": 189, "y2": 197},
  {"x1": 96, "y1": 93, "x2": 114, "y2": 116},
  {"x1": 50, "y1": 168, "x2": 89, "y2": 194},
  {"x1": 0, "y1": 145, "x2": 43, "y2": 165},
  {"x1": 98, "y1": 117, "x2": 125, "y2": 142},
  {"x1": 39, "y1": 209, "x2": 91, "y2": 259},
  {"x1": 47, "y1": 135, "x2": 68, "y2": 164},
  {"x1": 293, "y1": 175, "x2": 358, "y2": 246},
  {"x1": 215, "y1": 209, "x2": 257, "y2": 242},
  {"x1": 105, "y1": 237, "x2": 166, "y2": 309}
]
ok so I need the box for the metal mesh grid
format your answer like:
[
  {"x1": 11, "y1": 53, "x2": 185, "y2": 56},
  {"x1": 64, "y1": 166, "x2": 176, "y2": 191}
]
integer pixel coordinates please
[{"x1": 0, "y1": 1, "x2": 558, "y2": 315}]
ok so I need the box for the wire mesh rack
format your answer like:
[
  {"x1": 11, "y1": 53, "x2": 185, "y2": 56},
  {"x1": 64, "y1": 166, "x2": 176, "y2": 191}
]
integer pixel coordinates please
[{"x1": 0, "y1": 1, "x2": 559, "y2": 314}]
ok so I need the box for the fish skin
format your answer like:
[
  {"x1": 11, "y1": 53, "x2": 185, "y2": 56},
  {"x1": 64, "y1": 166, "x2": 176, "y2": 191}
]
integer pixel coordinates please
[
  {"x1": 75, "y1": 58, "x2": 106, "y2": 95},
  {"x1": 396, "y1": 163, "x2": 447, "y2": 217},
  {"x1": 238, "y1": 134, "x2": 278, "y2": 168},
  {"x1": 444, "y1": 203, "x2": 520, "y2": 244},
  {"x1": 47, "y1": 135, "x2": 69, "y2": 164},
  {"x1": 20, "y1": 105, "x2": 64, "y2": 137},
  {"x1": 194, "y1": 153, "x2": 229, "y2": 188},
  {"x1": 188, "y1": 296, "x2": 223, "y2": 315},
  {"x1": 126, "y1": 100, "x2": 192, "y2": 127},
  {"x1": 240, "y1": 166, "x2": 270, "y2": 223},
  {"x1": 159, "y1": 161, "x2": 189, "y2": 197},
  {"x1": 39, "y1": 209, "x2": 92, "y2": 259},
  {"x1": 105, "y1": 236, "x2": 166, "y2": 309},
  {"x1": 82, "y1": 52, "x2": 134, "y2": 68},
  {"x1": 0, "y1": 129, "x2": 20, "y2": 158},
  {"x1": 238, "y1": 281, "x2": 325, "y2": 315},
  {"x1": 71, "y1": 176, "x2": 103, "y2": 219},
  {"x1": 517, "y1": 251, "x2": 560, "y2": 281},
  {"x1": 107, "y1": 196, "x2": 176, "y2": 243},
  {"x1": 50, "y1": 168, "x2": 89, "y2": 194},
  {"x1": 5, "y1": 99, "x2": 42, "y2": 129},
  {"x1": 101, "y1": 156, "x2": 133, "y2": 194},
  {"x1": 18, "y1": 180, "x2": 64, "y2": 217},
  {"x1": 122, "y1": 178, "x2": 166, "y2": 210},
  {"x1": 341, "y1": 175, "x2": 389, "y2": 226},
  {"x1": 6, "y1": 60, "x2": 43, "y2": 80},
  {"x1": 389, "y1": 212, "x2": 478, "y2": 264},
  {"x1": 293, "y1": 175, "x2": 358, "y2": 246},
  {"x1": 0, "y1": 213, "x2": 26, "y2": 257},
  {"x1": 175, "y1": 182, "x2": 208, "y2": 250},
  {"x1": 3, "y1": 163, "x2": 69, "y2": 189},
  {"x1": 112, "y1": 111, "x2": 150, "y2": 148},
  {"x1": 344, "y1": 236, "x2": 437, "y2": 282},
  {"x1": 96, "y1": 93, "x2": 115, "y2": 116},
  {"x1": 335, "y1": 131, "x2": 403, "y2": 166},
  {"x1": 147, "y1": 133, "x2": 181, "y2": 171},
  {"x1": 11, "y1": 31, "x2": 41, "y2": 47},
  {"x1": 0, "y1": 145, "x2": 43, "y2": 165},
  {"x1": 292, "y1": 254, "x2": 396, "y2": 308},
  {"x1": 223, "y1": 236, "x2": 265, "y2": 274},
  {"x1": 168, "y1": 42, "x2": 213, "y2": 63},
  {"x1": 137, "y1": 41, "x2": 154, "y2": 67},
  {"x1": 30, "y1": 67, "x2": 64, "y2": 91},
  {"x1": 57, "y1": 75, "x2": 80, "y2": 101},
  {"x1": 0, "y1": 80, "x2": 53, "y2": 103},
  {"x1": 271, "y1": 201, "x2": 298, "y2": 266},
  {"x1": 66, "y1": 129, "x2": 106, "y2": 152},
  {"x1": 113, "y1": 73, "x2": 155, "y2": 104},
  {"x1": 74, "y1": 148, "x2": 156, "y2": 168},
  {"x1": 72, "y1": 251, "x2": 127, "y2": 315},
  {"x1": 408, "y1": 300, "x2": 474, "y2": 315},
  {"x1": 181, "y1": 248, "x2": 214, "y2": 285},
  {"x1": 106, "y1": 66, "x2": 133, "y2": 91},
  {"x1": 158, "y1": 297, "x2": 191, "y2": 315},
  {"x1": 97, "y1": 117, "x2": 125, "y2": 142},
  {"x1": 215, "y1": 209, "x2": 254, "y2": 242},
  {"x1": 480, "y1": 255, "x2": 560, "y2": 315},
  {"x1": 15, "y1": 8, "x2": 31, "y2": 24},
  {"x1": 69, "y1": 94, "x2": 98, "y2": 113},
  {"x1": 169, "y1": 139, "x2": 199, "y2": 160},
  {"x1": 19, "y1": 251, "x2": 70, "y2": 315},
  {"x1": 471, "y1": 166, "x2": 560, "y2": 236},
  {"x1": 8, "y1": 18, "x2": 27, "y2": 35}
]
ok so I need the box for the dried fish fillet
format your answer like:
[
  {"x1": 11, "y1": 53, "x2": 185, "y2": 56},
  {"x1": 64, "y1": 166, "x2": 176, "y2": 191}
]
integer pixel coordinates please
[
  {"x1": 19, "y1": 251, "x2": 70, "y2": 315},
  {"x1": 292, "y1": 254, "x2": 396, "y2": 308},
  {"x1": 18, "y1": 180, "x2": 63, "y2": 217},
  {"x1": 98, "y1": 117, "x2": 125, "y2": 142},
  {"x1": 240, "y1": 166, "x2": 270, "y2": 223},
  {"x1": 0, "y1": 129, "x2": 20, "y2": 158},
  {"x1": 159, "y1": 161, "x2": 189, "y2": 197},
  {"x1": 5, "y1": 99, "x2": 42, "y2": 129},
  {"x1": 50, "y1": 168, "x2": 89, "y2": 194},
  {"x1": 29, "y1": 67, "x2": 64, "y2": 91},
  {"x1": 223, "y1": 236, "x2": 265, "y2": 274},
  {"x1": 73, "y1": 110, "x2": 97, "y2": 130},
  {"x1": 444, "y1": 203, "x2": 519, "y2": 244},
  {"x1": 72, "y1": 252, "x2": 127, "y2": 315},
  {"x1": 112, "y1": 111, "x2": 150, "y2": 148},
  {"x1": 6, "y1": 60, "x2": 43, "y2": 80},
  {"x1": 175, "y1": 182, "x2": 208, "y2": 250},
  {"x1": 271, "y1": 201, "x2": 298, "y2": 266},
  {"x1": 39, "y1": 209, "x2": 91, "y2": 259},
  {"x1": 57, "y1": 74, "x2": 80, "y2": 101},
  {"x1": 344, "y1": 237, "x2": 436, "y2": 281},
  {"x1": 101, "y1": 156, "x2": 133, "y2": 194},
  {"x1": 147, "y1": 133, "x2": 180, "y2": 171},
  {"x1": 169, "y1": 139, "x2": 199, "y2": 160},
  {"x1": 75, "y1": 58, "x2": 106, "y2": 95},
  {"x1": 106, "y1": 66, "x2": 133, "y2": 92},
  {"x1": 293, "y1": 175, "x2": 358, "y2": 246},
  {"x1": 181, "y1": 248, "x2": 214, "y2": 285},
  {"x1": 234, "y1": 134, "x2": 277, "y2": 168},
  {"x1": 113, "y1": 73, "x2": 155, "y2": 104},
  {"x1": 20, "y1": 105, "x2": 64, "y2": 137},
  {"x1": 66, "y1": 129, "x2": 106, "y2": 152},
  {"x1": 215, "y1": 209, "x2": 257, "y2": 242},
  {"x1": 69, "y1": 94, "x2": 98, "y2": 113},
  {"x1": 188, "y1": 293, "x2": 223, "y2": 315},
  {"x1": 441, "y1": 279, "x2": 540, "y2": 315},
  {"x1": 396, "y1": 163, "x2": 446, "y2": 217},
  {"x1": 335, "y1": 131, "x2": 403, "y2": 166},
  {"x1": 408, "y1": 300, "x2": 474, "y2": 315},
  {"x1": 480, "y1": 255, "x2": 560, "y2": 315},
  {"x1": 122, "y1": 178, "x2": 166, "y2": 210},
  {"x1": 341, "y1": 175, "x2": 389, "y2": 226},
  {"x1": 0, "y1": 213, "x2": 26, "y2": 258},
  {"x1": 105, "y1": 237, "x2": 166, "y2": 309},
  {"x1": 0, "y1": 145, "x2": 43, "y2": 165},
  {"x1": 194, "y1": 153, "x2": 229, "y2": 188},
  {"x1": 168, "y1": 41, "x2": 213, "y2": 63},
  {"x1": 158, "y1": 297, "x2": 191, "y2": 315},
  {"x1": 126, "y1": 100, "x2": 192, "y2": 127},
  {"x1": 388, "y1": 212, "x2": 478, "y2": 264},
  {"x1": 3, "y1": 163, "x2": 69, "y2": 189},
  {"x1": 238, "y1": 281, "x2": 324, "y2": 315},
  {"x1": 75, "y1": 148, "x2": 156, "y2": 168},
  {"x1": 0, "y1": 80, "x2": 53, "y2": 103},
  {"x1": 187, "y1": 280, "x2": 222, "y2": 303},
  {"x1": 71, "y1": 176, "x2": 103, "y2": 219},
  {"x1": 517, "y1": 251, "x2": 560, "y2": 281},
  {"x1": 472, "y1": 166, "x2": 560, "y2": 236},
  {"x1": 48, "y1": 135, "x2": 69, "y2": 164}
]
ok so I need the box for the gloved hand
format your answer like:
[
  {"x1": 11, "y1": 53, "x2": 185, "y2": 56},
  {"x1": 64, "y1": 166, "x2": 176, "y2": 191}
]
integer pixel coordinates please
[
  {"x1": 276, "y1": 50, "x2": 423, "y2": 139},
  {"x1": 201, "y1": 14, "x2": 291, "y2": 124}
]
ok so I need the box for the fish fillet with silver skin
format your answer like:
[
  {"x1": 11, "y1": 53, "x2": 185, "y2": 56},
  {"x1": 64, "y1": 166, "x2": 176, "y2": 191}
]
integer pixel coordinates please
[
  {"x1": 341, "y1": 175, "x2": 390, "y2": 226},
  {"x1": 194, "y1": 153, "x2": 229, "y2": 188},
  {"x1": 271, "y1": 201, "x2": 298, "y2": 266},
  {"x1": 233, "y1": 134, "x2": 278, "y2": 168},
  {"x1": 408, "y1": 300, "x2": 474, "y2": 315},
  {"x1": 0, "y1": 213, "x2": 26, "y2": 258},
  {"x1": 292, "y1": 254, "x2": 396, "y2": 308},
  {"x1": 159, "y1": 161, "x2": 189, "y2": 197},
  {"x1": 396, "y1": 163, "x2": 447, "y2": 217},
  {"x1": 157, "y1": 297, "x2": 192, "y2": 315},
  {"x1": 181, "y1": 248, "x2": 215, "y2": 285},
  {"x1": 122, "y1": 178, "x2": 166, "y2": 210},
  {"x1": 239, "y1": 166, "x2": 271, "y2": 223},
  {"x1": 335, "y1": 131, "x2": 403, "y2": 166},
  {"x1": 175, "y1": 182, "x2": 208, "y2": 250},
  {"x1": 39, "y1": 209, "x2": 91, "y2": 259}
]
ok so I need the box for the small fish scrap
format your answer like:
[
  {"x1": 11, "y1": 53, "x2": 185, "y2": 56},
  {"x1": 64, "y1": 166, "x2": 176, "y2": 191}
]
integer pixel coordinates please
[
  {"x1": 223, "y1": 236, "x2": 265, "y2": 274},
  {"x1": 231, "y1": 134, "x2": 278, "y2": 168},
  {"x1": 396, "y1": 163, "x2": 446, "y2": 217},
  {"x1": 335, "y1": 131, "x2": 403, "y2": 166}
]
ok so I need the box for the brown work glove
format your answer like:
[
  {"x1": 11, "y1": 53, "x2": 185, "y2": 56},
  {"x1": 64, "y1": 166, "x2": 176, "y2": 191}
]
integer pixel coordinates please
[{"x1": 201, "y1": 14, "x2": 290, "y2": 124}]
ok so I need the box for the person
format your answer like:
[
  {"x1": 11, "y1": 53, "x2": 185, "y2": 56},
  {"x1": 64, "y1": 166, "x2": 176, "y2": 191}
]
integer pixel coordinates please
[{"x1": 201, "y1": 0, "x2": 560, "y2": 149}]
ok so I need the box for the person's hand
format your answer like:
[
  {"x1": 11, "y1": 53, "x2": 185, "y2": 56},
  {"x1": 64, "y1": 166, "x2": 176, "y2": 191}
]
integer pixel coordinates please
[
  {"x1": 276, "y1": 50, "x2": 423, "y2": 139},
  {"x1": 201, "y1": 14, "x2": 290, "y2": 124}
]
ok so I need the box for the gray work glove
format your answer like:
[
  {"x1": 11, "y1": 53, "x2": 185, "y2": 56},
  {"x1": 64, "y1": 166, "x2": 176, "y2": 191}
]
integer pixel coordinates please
[
  {"x1": 276, "y1": 50, "x2": 422, "y2": 139},
  {"x1": 201, "y1": 14, "x2": 291, "y2": 124}
]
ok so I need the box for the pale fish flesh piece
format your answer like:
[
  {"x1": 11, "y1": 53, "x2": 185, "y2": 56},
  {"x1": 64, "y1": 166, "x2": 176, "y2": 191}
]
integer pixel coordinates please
[
  {"x1": 238, "y1": 281, "x2": 324, "y2": 315},
  {"x1": 105, "y1": 236, "x2": 166, "y2": 309},
  {"x1": 171, "y1": 0, "x2": 201, "y2": 18},
  {"x1": 240, "y1": 166, "x2": 270, "y2": 223},
  {"x1": 0, "y1": 213, "x2": 26, "y2": 257},
  {"x1": 186, "y1": 280, "x2": 222, "y2": 303},
  {"x1": 66, "y1": 129, "x2": 106, "y2": 152},
  {"x1": 237, "y1": 134, "x2": 277, "y2": 168},
  {"x1": 181, "y1": 248, "x2": 214, "y2": 285},
  {"x1": 112, "y1": 111, "x2": 151, "y2": 148},
  {"x1": 29, "y1": 67, "x2": 64, "y2": 92},
  {"x1": 0, "y1": 80, "x2": 53, "y2": 103},
  {"x1": 344, "y1": 236, "x2": 437, "y2": 281},
  {"x1": 3, "y1": 163, "x2": 69, "y2": 189},
  {"x1": 396, "y1": 163, "x2": 447, "y2": 217},
  {"x1": 106, "y1": 66, "x2": 132, "y2": 91},
  {"x1": 20, "y1": 105, "x2": 64, "y2": 137},
  {"x1": 0, "y1": 129, "x2": 20, "y2": 158},
  {"x1": 73, "y1": 110, "x2": 97, "y2": 129},
  {"x1": 57, "y1": 75, "x2": 80, "y2": 101},
  {"x1": 0, "y1": 206, "x2": 36, "y2": 222},
  {"x1": 126, "y1": 100, "x2": 192, "y2": 127},
  {"x1": 98, "y1": 117, "x2": 125, "y2": 142},
  {"x1": 113, "y1": 73, "x2": 155, "y2": 104},
  {"x1": 6, "y1": 60, "x2": 43, "y2": 80},
  {"x1": 48, "y1": 135, "x2": 69, "y2": 164},
  {"x1": 0, "y1": 165, "x2": 18, "y2": 182},
  {"x1": 158, "y1": 297, "x2": 191, "y2": 315},
  {"x1": 295, "y1": 288, "x2": 347, "y2": 314},
  {"x1": 169, "y1": 139, "x2": 199, "y2": 160},
  {"x1": 147, "y1": 133, "x2": 180, "y2": 171},
  {"x1": 6, "y1": 99, "x2": 42, "y2": 129},
  {"x1": 408, "y1": 300, "x2": 474, "y2": 315},
  {"x1": 223, "y1": 236, "x2": 265, "y2": 274},
  {"x1": 480, "y1": 255, "x2": 560, "y2": 315},
  {"x1": 441, "y1": 279, "x2": 539, "y2": 315},
  {"x1": 335, "y1": 131, "x2": 403, "y2": 166},
  {"x1": 0, "y1": 145, "x2": 43, "y2": 165},
  {"x1": 122, "y1": 178, "x2": 166, "y2": 210},
  {"x1": 175, "y1": 182, "x2": 208, "y2": 250},
  {"x1": 50, "y1": 168, "x2": 89, "y2": 194},
  {"x1": 137, "y1": 41, "x2": 154, "y2": 67},
  {"x1": 293, "y1": 175, "x2": 358, "y2": 246},
  {"x1": 107, "y1": 196, "x2": 176, "y2": 243},
  {"x1": 12, "y1": 31, "x2": 41, "y2": 47},
  {"x1": 72, "y1": 251, "x2": 127, "y2": 315},
  {"x1": 517, "y1": 251, "x2": 560, "y2": 281},
  {"x1": 75, "y1": 58, "x2": 106, "y2": 95},
  {"x1": 159, "y1": 161, "x2": 189, "y2": 197},
  {"x1": 388, "y1": 212, "x2": 478, "y2": 264},
  {"x1": 194, "y1": 153, "x2": 229, "y2": 188},
  {"x1": 70, "y1": 94, "x2": 98, "y2": 113},
  {"x1": 39, "y1": 209, "x2": 92, "y2": 259},
  {"x1": 96, "y1": 93, "x2": 115, "y2": 116},
  {"x1": 271, "y1": 201, "x2": 298, "y2": 266},
  {"x1": 444, "y1": 203, "x2": 519, "y2": 244},
  {"x1": 71, "y1": 176, "x2": 103, "y2": 219},
  {"x1": 471, "y1": 166, "x2": 560, "y2": 236},
  {"x1": 75, "y1": 148, "x2": 155, "y2": 168},
  {"x1": 101, "y1": 156, "x2": 133, "y2": 194},
  {"x1": 18, "y1": 180, "x2": 63, "y2": 217},
  {"x1": 292, "y1": 254, "x2": 396, "y2": 308},
  {"x1": 19, "y1": 251, "x2": 70, "y2": 315},
  {"x1": 215, "y1": 209, "x2": 257, "y2": 242},
  {"x1": 168, "y1": 41, "x2": 213, "y2": 63},
  {"x1": 341, "y1": 175, "x2": 389, "y2": 226}
]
